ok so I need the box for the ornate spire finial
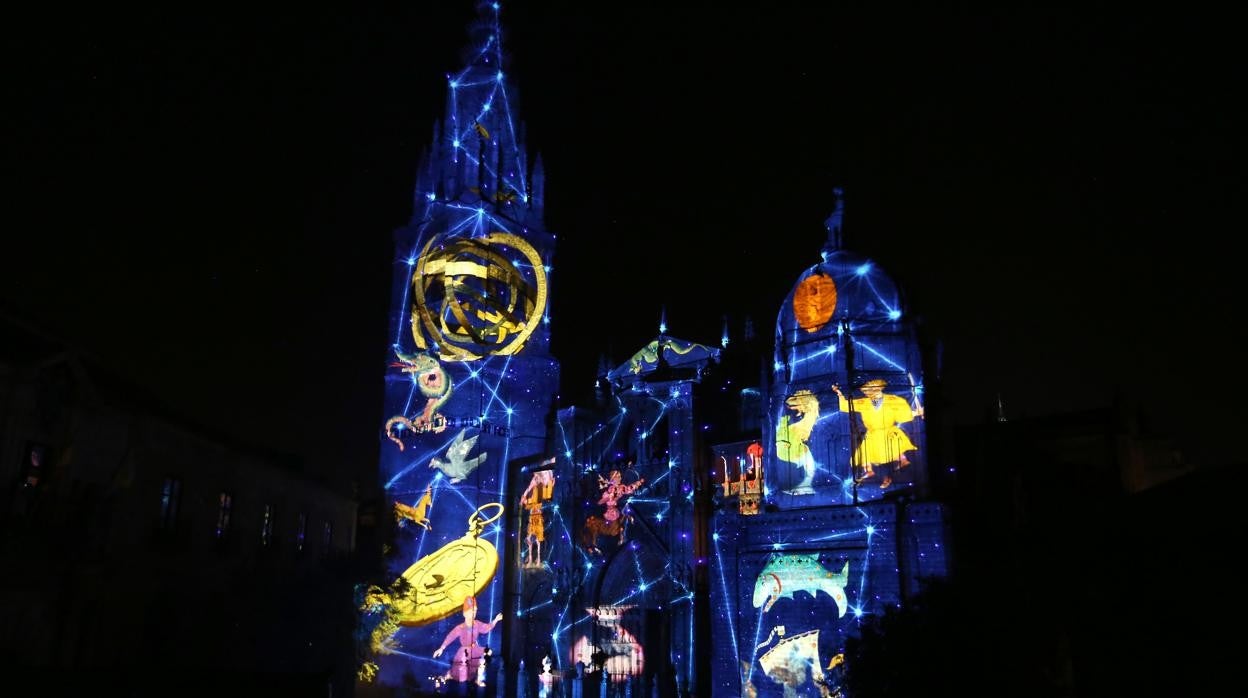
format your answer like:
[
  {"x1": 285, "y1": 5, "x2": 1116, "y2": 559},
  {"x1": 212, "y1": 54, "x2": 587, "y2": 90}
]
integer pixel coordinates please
[{"x1": 823, "y1": 186, "x2": 845, "y2": 255}]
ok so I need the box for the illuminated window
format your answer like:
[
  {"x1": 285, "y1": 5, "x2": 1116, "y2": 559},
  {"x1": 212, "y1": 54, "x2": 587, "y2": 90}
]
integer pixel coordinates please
[
  {"x1": 215, "y1": 492, "x2": 233, "y2": 538},
  {"x1": 261, "y1": 504, "x2": 274, "y2": 547},
  {"x1": 296, "y1": 513, "x2": 307, "y2": 553},
  {"x1": 158, "y1": 477, "x2": 181, "y2": 531},
  {"x1": 21, "y1": 442, "x2": 48, "y2": 488},
  {"x1": 321, "y1": 521, "x2": 333, "y2": 556}
]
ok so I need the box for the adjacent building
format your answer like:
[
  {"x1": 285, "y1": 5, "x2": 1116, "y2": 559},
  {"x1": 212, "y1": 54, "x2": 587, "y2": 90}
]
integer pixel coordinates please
[{"x1": 0, "y1": 308, "x2": 359, "y2": 694}]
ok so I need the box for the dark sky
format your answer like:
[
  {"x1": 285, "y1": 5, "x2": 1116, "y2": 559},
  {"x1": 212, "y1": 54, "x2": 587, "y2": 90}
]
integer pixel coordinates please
[{"x1": 5, "y1": 2, "x2": 1243, "y2": 486}]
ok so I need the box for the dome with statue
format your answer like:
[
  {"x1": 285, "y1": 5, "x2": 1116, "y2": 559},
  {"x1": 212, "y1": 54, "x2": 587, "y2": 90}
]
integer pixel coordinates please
[
  {"x1": 775, "y1": 189, "x2": 908, "y2": 379},
  {"x1": 767, "y1": 188, "x2": 928, "y2": 506}
]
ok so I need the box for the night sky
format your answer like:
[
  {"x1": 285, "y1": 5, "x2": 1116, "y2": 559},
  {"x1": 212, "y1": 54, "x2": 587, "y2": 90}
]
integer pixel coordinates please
[{"x1": 5, "y1": 2, "x2": 1242, "y2": 488}]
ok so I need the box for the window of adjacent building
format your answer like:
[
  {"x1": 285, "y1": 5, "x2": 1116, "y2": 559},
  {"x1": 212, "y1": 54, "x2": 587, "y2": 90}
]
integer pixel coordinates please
[
  {"x1": 22, "y1": 442, "x2": 49, "y2": 488},
  {"x1": 321, "y1": 521, "x2": 333, "y2": 556},
  {"x1": 158, "y1": 476, "x2": 181, "y2": 531},
  {"x1": 296, "y1": 512, "x2": 307, "y2": 553},
  {"x1": 261, "y1": 504, "x2": 274, "y2": 547},
  {"x1": 216, "y1": 492, "x2": 233, "y2": 539}
]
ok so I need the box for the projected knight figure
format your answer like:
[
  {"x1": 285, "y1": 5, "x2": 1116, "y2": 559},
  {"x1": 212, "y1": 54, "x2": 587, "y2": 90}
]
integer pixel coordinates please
[{"x1": 581, "y1": 469, "x2": 645, "y2": 554}]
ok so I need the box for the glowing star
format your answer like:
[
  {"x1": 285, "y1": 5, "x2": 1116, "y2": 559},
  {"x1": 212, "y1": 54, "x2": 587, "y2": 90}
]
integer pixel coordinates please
[
  {"x1": 430, "y1": 429, "x2": 488, "y2": 484},
  {"x1": 792, "y1": 271, "x2": 837, "y2": 333},
  {"x1": 390, "y1": 503, "x2": 504, "y2": 627},
  {"x1": 752, "y1": 554, "x2": 849, "y2": 617}
]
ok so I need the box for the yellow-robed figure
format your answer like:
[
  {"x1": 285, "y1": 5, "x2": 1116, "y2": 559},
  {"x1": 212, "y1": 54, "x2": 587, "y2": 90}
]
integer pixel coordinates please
[{"x1": 832, "y1": 379, "x2": 917, "y2": 479}]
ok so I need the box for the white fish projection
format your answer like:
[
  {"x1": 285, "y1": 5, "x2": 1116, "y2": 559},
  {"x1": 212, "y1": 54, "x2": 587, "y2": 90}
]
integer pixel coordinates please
[
  {"x1": 752, "y1": 554, "x2": 849, "y2": 617},
  {"x1": 430, "y1": 429, "x2": 488, "y2": 483}
]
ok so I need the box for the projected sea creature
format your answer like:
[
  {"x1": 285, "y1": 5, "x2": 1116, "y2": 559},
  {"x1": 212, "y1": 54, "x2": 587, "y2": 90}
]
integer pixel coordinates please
[
  {"x1": 757, "y1": 627, "x2": 829, "y2": 698},
  {"x1": 384, "y1": 350, "x2": 453, "y2": 448},
  {"x1": 395, "y1": 484, "x2": 434, "y2": 531},
  {"x1": 625, "y1": 337, "x2": 698, "y2": 375},
  {"x1": 430, "y1": 429, "x2": 488, "y2": 484},
  {"x1": 775, "y1": 390, "x2": 820, "y2": 494},
  {"x1": 375, "y1": 503, "x2": 504, "y2": 629},
  {"x1": 753, "y1": 554, "x2": 849, "y2": 617},
  {"x1": 571, "y1": 605, "x2": 645, "y2": 682},
  {"x1": 409, "y1": 232, "x2": 548, "y2": 362}
]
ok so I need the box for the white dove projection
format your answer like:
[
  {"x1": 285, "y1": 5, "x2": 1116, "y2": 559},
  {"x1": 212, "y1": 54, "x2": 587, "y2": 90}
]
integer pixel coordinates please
[{"x1": 430, "y1": 429, "x2": 488, "y2": 483}]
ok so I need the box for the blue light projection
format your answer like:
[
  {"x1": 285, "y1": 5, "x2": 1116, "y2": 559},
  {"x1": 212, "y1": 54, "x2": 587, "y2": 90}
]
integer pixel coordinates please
[
  {"x1": 358, "y1": 2, "x2": 559, "y2": 690},
  {"x1": 507, "y1": 338, "x2": 717, "y2": 691},
  {"x1": 707, "y1": 191, "x2": 949, "y2": 697},
  {"x1": 361, "y1": 4, "x2": 951, "y2": 692},
  {"x1": 768, "y1": 190, "x2": 927, "y2": 507}
]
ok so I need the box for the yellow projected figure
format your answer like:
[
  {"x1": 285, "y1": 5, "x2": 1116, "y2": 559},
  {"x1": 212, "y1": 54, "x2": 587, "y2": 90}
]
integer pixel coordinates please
[
  {"x1": 519, "y1": 470, "x2": 555, "y2": 567},
  {"x1": 832, "y1": 379, "x2": 918, "y2": 488},
  {"x1": 775, "y1": 390, "x2": 820, "y2": 495}
]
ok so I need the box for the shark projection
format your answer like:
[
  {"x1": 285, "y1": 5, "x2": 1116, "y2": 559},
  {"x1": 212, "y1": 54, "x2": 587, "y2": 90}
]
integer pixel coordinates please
[
  {"x1": 752, "y1": 554, "x2": 850, "y2": 617},
  {"x1": 430, "y1": 429, "x2": 488, "y2": 484}
]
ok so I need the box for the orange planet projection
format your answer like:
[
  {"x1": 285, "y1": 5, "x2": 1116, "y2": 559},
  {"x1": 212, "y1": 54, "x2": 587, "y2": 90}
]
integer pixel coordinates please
[{"x1": 792, "y1": 272, "x2": 837, "y2": 333}]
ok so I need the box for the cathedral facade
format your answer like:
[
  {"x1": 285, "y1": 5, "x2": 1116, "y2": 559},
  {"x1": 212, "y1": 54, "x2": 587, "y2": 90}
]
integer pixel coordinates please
[{"x1": 358, "y1": 4, "x2": 949, "y2": 696}]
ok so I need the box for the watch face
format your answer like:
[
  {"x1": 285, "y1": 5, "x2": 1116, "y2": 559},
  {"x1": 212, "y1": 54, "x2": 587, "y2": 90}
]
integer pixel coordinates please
[
  {"x1": 792, "y1": 271, "x2": 837, "y2": 333},
  {"x1": 411, "y1": 231, "x2": 548, "y2": 361},
  {"x1": 397, "y1": 533, "x2": 499, "y2": 627}
]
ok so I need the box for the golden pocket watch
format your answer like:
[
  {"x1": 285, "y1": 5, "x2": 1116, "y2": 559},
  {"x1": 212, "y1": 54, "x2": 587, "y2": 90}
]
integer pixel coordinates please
[{"x1": 392, "y1": 502, "x2": 503, "y2": 627}]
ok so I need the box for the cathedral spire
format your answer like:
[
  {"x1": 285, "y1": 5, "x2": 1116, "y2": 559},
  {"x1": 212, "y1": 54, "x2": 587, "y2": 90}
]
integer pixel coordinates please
[
  {"x1": 409, "y1": 1, "x2": 537, "y2": 226},
  {"x1": 530, "y1": 153, "x2": 546, "y2": 218}
]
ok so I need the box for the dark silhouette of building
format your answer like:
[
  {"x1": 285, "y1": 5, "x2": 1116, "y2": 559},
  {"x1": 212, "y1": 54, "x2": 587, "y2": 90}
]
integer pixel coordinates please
[
  {"x1": 1, "y1": 308, "x2": 362, "y2": 696},
  {"x1": 840, "y1": 402, "x2": 1226, "y2": 696}
]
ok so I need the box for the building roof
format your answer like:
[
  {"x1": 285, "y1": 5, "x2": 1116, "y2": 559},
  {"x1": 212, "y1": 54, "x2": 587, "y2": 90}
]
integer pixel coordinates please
[{"x1": 607, "y1": 334, "x2": 720, "y2": 384}]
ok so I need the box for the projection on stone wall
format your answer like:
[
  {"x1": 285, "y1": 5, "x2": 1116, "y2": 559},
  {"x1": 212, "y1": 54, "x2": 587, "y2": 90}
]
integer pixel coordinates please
[
  {"x1": 752, "y1": 554, "x2": 849, "y2": 617},
  {"x1": 581, "y1": 469, "x2": 646, "y2": 555},
  {"x1": 738, "y1": 550, "x2": 862, "y2": 698},
  {"x1": 519, "y1": 468, "x2": 556, "y2": 569},
  {"x1": 770, "y1": 242, "x2": 927, "y2": 506},
  {"x1": 715, "y1": 441, "x2": 764, "y2": 515},
  {"x1": 357, "y1": 4, "x2": 560, "y2": 685},
  {"x1": 832, "y1": 379, "x2": 919, "y2": 486},
  {"x1": 571, "y1": 605, "x2": 646, "y2": 682}
]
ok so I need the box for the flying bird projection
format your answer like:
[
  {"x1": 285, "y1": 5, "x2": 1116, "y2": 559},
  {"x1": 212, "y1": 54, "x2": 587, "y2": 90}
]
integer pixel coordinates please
[{"x1": 431, "y1": 429, "x2": 488, "y2": 483}]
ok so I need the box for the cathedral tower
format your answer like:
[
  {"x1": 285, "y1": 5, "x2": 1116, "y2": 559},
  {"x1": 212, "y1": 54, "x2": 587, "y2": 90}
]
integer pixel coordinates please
[{"x1": 364, "y1": 2, "x2": 559, "y2": 690}]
